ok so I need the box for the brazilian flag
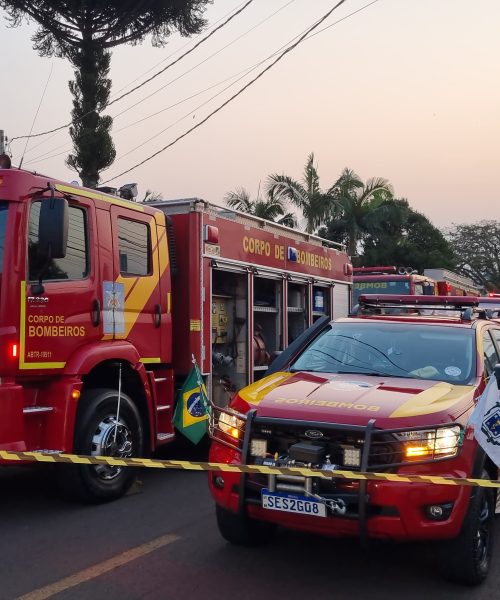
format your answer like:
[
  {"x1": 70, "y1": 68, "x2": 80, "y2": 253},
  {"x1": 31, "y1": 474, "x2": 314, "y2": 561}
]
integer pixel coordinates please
[{"x1": 173, "y1": 364, "x2": 209, "y2": 444}]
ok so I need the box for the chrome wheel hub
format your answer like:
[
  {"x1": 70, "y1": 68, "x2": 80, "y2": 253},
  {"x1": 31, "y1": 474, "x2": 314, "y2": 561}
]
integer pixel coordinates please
[{"x1": 91, "y1": 416, "x2": 133, "y2": 481}]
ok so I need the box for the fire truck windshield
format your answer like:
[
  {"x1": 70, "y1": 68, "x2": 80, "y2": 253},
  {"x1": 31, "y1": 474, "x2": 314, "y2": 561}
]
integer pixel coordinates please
[
  {"x1": 0, "y1": 202, "x2": 7, "y2": 275},
  {"x1": 352, "y1": 280, "x2": 410, "y2": 305},
  {"x1": 290, "y1": 322, "x2": 475, "y2": 384}
]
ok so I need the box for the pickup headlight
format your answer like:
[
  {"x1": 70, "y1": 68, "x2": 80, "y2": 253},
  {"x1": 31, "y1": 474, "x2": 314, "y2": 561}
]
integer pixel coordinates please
[
  {"x1": 218, "y1": 411, "x2": 245, "y2": 440},
  {"x1": 209, "y1": 407, "x2": 246, "y2": 450},
  {"x1": 396, "y1": 425, "x2": 462, "y2": 461}
]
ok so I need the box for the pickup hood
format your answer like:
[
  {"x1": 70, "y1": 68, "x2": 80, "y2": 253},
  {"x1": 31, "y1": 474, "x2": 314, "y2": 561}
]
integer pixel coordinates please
[{"x1": 236, "y1": 371, "x2": 476, "y2": 426}]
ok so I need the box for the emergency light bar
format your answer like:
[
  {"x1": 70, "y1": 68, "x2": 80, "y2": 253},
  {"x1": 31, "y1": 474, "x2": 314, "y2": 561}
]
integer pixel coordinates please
[
  {"x1": 353, "y1": 266, "x2": 397, "y2": 274},
  {"x1": 358, "y1": 294, "x2": 479, "y2": 307},
  {"x1": 354, "y1": 295, "x2": 482, "y2": 321}
]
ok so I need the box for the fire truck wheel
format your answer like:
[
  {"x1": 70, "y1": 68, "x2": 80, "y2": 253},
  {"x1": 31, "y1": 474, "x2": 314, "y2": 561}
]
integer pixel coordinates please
[
  {"x1": 437, "y1": 470, "x2": 494, "y2": 585},
  {"x1": 216, "y1": 504, "x2": 275, "y2": 546},
  {"x1": 57, "y1": 388, "x2": 144, "y2": 503}
]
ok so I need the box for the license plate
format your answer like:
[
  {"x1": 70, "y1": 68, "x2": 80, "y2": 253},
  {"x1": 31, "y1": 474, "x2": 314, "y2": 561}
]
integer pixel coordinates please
[{"x1": 261, "y1": 489, "x2": 326, "y2": 517}]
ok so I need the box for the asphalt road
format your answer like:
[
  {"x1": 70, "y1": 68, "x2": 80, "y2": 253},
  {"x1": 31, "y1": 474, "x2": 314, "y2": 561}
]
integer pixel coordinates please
[{"x1": 1, "y1": 443, "x2": 499, "y2": 600}]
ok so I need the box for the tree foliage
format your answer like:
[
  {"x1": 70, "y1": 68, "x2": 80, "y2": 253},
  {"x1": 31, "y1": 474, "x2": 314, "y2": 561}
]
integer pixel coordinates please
[
  {"x1": 320, "y1": 168, "x2": 393, "y2": 257},
  {"x1": 224, "y1": 186, "x2": 297, "y2": 228},
  {"x1": 360, "y1": 199, "x2": 456, "y2": 272},
  {"x1": 1, "y1": 0, "x2": 210, "y2": 186},
  {"x1": 446, "y1": 221, "x2": 500, "y2": 291},
  {"x1": 266, "y1": 153, "x2": 336, "y2": 234}
]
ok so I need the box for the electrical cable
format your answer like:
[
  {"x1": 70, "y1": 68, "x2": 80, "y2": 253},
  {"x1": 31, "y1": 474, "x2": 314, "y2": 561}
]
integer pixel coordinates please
[
  {"x1": 12, "y1": 2, "x2": 250, "y2": 161},
  {"x1": 106, "y1": 0, "x2": 381, "y2": 169},
  {"x1": 24, "y1": 0, "x2": 381, "y2": 171},
  {"x1": 110, "y1": 0, "x2": 296, "y2": 122},
  {"x1": 22, "y1": 0, "x2": 296, "y2": 167},
  {"x1": 18, "y1": 63, "x2": 54, "y2": 169},
  {"x1": 101, "y1": 0, "x2": 350, "y2": 184},
  {"x1": 111, "y1": 1, "x2": 251, "y2": 98},
  {"x1": 10, "y1": 0, "x2": 255, "y2": 143}
]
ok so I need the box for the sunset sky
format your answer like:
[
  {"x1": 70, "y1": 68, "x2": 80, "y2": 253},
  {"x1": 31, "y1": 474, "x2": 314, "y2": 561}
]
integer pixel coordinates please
[{"x1": 1, "y1": 0, "x2": 499, "y2": 229}]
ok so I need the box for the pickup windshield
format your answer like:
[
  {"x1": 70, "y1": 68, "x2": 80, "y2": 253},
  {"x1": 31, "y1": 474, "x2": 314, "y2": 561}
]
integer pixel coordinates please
[{"x1": 290, "y1": 321, "x2": 476, "y2": 385}]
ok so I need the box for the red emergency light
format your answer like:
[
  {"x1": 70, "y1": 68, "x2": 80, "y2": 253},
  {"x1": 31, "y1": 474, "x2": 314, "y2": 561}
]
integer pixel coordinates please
[{"x1": 204, "y1": 225, "x2": 219, "y2": 244}]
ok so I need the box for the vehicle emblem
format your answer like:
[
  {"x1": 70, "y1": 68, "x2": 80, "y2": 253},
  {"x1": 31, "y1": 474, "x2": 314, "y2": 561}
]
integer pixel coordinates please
[
  {"x1": 27, "y1": 296, "x2": 49, "y2": 304},
  {"x1": 305, "y1": 429, "x2": 324, "y2": 440},
  {"x1": 481, "y1": 404, "x2": 500, "y2": 446}
]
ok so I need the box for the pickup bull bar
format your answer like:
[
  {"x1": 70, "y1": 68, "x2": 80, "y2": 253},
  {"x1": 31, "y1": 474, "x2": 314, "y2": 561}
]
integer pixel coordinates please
[{"x1": 236, "y1": 410, "x2": 462, "y2": 545}]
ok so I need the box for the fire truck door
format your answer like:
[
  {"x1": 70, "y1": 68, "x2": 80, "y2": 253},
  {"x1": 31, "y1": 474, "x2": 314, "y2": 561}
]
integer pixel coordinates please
[
  {"x1": 108, "y1": 206, "x2": 163, "y2": 362},
  {"x1": 22, "y1": 198, "x2": 100, "y2": 370}
]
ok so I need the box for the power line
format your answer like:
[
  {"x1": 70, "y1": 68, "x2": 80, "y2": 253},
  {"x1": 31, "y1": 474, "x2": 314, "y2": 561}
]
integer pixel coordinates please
[
  {"x1": 106, "y1": 0, "x2": 255, "y2": 110},
  {"x1": 108, "y1": 0, "x2": 382, "y2": 169},
  {"x1": 22, "y1": 0, "x2": 296, "y2": 167},
  {"x1": 110, "y1": 0, "x2": 296, "y2": 122},
  {"x1": 10, "y1": 0, "x2": 255, "y2": 143},
  {"x1": 18, "y1": 63, "x2": 54, "y2": 169},
  {"x1": 11, "y1": 2, "x2": 251, "y2": 161},
  {"x1": 101, "y1": 0, "x2": 350, "y2": 184},
  {"x1": 24, "y1": 0, "x2": 381, "y2": 171},
  {"x1": 111, "y1": 1, "x2": 251, "y2": 98}
]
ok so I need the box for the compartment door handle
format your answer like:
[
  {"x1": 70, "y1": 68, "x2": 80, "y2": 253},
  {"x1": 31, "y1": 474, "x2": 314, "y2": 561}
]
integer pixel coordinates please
[
  {"x1": 91, "y1": 299, "x2": 101, "y2": 327},
  {"x1": 154, "y1": 303, "x2": 161, "y2": 328}
]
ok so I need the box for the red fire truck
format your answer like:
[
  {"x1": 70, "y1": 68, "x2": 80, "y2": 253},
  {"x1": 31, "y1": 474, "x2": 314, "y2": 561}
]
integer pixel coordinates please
[
  {"x1": 423, "y1": 268, "x2": 481, "y2": 297},
  {"x1": 352, "y1": 266, "x2": 434, "y2": 307},
  {"x1": 0, "y1": 165, "x2": 351, "y2": 502}
]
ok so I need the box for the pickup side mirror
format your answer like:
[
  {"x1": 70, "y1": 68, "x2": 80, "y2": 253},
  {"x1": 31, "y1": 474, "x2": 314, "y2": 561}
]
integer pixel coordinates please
[
  {"x1": 39, "y1": 194, "x2": 68, "y2": 260},
  {"x1": 494, "y1": 364, "x2": 500, "y2": 389}
]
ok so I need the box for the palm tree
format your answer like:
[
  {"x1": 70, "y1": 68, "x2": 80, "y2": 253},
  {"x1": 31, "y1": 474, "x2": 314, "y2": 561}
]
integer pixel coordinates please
[
  {"x1": 327, "y1": 168, "x2": 394, "y2": 257},
  {"x1": 265, "y1": 153, "x2": 335, "y2": 234},
  {"x1": 224, "y1": 187, "x2": 297, "y2": 228}
]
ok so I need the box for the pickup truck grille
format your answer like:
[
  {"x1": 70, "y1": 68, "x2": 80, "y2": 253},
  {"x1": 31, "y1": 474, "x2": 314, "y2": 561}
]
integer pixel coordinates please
[{"x1": 250, "y1": 422, "x2": 402, "y2": 470}]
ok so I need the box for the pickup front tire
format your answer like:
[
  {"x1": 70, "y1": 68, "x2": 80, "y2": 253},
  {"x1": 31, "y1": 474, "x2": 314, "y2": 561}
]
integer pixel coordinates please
[
  {"x1": 437, "y1": 470, "x2": 494, "y2": 585},
  {"x1": 216, "y1": 504, "x2": 275, "y2": 546}
]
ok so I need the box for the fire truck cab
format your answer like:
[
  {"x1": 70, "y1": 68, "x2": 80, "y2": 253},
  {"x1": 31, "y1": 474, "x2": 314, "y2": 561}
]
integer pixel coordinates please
[
  {"x1": 423, "y1": 268, "x2": 481, "y2": 297},
  {"x1": 352, "y1": 266, "x2": 434, "y2": 308},
  {"x1": 0, "y1": 167, "x2": 352, "y2": 502}
]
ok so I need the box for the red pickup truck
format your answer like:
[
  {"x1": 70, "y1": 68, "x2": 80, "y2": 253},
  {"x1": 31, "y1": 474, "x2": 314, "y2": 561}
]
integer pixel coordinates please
[{"x1": 209, "y1": 295, "x2": 499, "y2": 585}]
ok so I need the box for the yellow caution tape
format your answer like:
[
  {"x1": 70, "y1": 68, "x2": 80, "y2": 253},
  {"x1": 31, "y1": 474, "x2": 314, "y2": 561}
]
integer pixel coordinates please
[{"x1": 0, "y1": 450, "x2": 499, "y2": 488}]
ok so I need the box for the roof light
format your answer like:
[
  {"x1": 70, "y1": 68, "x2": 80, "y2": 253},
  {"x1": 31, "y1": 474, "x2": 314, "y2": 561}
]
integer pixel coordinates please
[{"x1": 358, "y1": 294, "x2": 478, "y2": 307}]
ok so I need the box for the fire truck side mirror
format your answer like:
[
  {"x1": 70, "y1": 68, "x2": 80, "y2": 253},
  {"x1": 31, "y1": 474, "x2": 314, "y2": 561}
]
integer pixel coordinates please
[{"x1": 39, "y1": 195, "x2": 69, "y2": 259}]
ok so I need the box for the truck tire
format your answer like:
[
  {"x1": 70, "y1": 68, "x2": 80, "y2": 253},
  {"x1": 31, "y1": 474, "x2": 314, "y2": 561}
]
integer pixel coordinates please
[
  {"x1": 437, "y1": 470, "x2": 494, "y2": 585},
  {"x1": 57, "y1": 388, "x2": 144, "y2": 503},
  {"x1": 216, "y1": 504, "x2": 275, "y2": 546}
]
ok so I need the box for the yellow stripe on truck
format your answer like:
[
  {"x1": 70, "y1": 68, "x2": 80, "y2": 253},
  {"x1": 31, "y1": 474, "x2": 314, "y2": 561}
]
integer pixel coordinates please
[
  {"x1": 238, "y1": 372, "x2": 294, "y2": 405},
  {"x1": 116, "y1": 215, "x2": 170, "y2": 338},
  {"x1": 389, "y1": 382, "x2": 473, "y2": 418}
]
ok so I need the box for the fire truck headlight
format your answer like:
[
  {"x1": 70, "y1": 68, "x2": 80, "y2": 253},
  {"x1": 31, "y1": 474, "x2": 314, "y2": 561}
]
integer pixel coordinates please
[
  {"x1": 396, "y1": 425, "x2": 462, "y2": 461},
  {"x1": 218, "y1": 411, "x2": 245, "y2": 441}
]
